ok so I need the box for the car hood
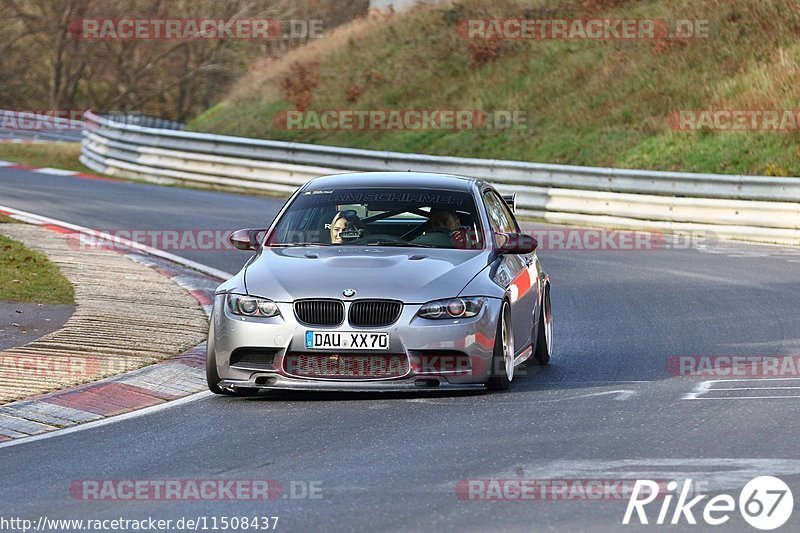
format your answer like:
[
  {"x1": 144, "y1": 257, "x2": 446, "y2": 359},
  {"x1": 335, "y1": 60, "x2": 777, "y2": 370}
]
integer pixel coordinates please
[{"x1": 244, "y1": 246, "x2": 489, "y2": 303}]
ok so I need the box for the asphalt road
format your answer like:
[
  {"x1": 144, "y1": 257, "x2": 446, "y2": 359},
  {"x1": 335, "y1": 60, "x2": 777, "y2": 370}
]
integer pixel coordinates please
[
  {"x1": 0, "y1": 302, "x2": 74, "y2": 350},
  {"x1": 0, "y1": 168, "x2": 282, "y2": 274},
  {"x1": 2, "y1": 167, "x2": 800, "y2": 532}
]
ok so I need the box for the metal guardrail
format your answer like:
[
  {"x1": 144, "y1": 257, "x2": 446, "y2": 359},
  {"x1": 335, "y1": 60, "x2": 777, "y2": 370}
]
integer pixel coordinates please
[{"x1": 80, "y1": 110, "x2": 800, "y2": 245}]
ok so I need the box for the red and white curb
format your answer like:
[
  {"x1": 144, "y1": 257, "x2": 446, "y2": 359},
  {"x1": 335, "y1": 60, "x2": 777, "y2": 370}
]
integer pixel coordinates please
[
  {"x1": 0, "y1": 205, "x2": 232, "y2": 443},
  {"x1": 0, "y1": 158, "x2": 122, "y2": 182}
]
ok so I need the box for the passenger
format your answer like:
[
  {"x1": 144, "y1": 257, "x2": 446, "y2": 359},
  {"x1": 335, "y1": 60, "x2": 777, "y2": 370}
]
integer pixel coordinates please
[
  {"x1": 329, "y1": 211, "x2": 363, "y2": 243},
  {"x1": 329, "y1": 211, "x2": 349, "y2": 244}
]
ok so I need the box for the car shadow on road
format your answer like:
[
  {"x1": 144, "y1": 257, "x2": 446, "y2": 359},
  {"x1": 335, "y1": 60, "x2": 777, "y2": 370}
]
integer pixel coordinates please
[
  {"x1": 228, "y1": 360, "x2": 644, "y2": 402},
  {"x1": 239, "y1": 388, "x2": 486, "y2": 402}
]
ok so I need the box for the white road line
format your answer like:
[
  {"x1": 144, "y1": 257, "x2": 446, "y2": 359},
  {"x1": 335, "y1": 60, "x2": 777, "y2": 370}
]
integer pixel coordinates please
[
  {"x1": 34, "y1": 168, "x2": 78, "y2": 176},
  {"x1": 684, "y1": 377, "x2": 800, "y2": 400},
  {"x1": 688, "y1": 396, "x2": 800, "y2": 400},
  {"x1": 712, "y1": 386, "x2": 800, "y2": 391},
  {"x1": 0, "y1": 391, "x2": 213, "y2": 450},
  {"x1": 550, "y1": 390, "x2": 637, "y2": 401},
  {"x1": 683, "y1": 380, "x2": 712, "y2": 400}
]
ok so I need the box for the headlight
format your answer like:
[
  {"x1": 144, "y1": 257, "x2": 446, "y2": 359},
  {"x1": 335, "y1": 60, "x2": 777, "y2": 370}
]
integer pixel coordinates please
[
  {"x1": 417, "y1": 297, "x2": 484, "y2": 319},
  {"x1": 227, "y1": 294, "x2": 280, "y2": 317}
]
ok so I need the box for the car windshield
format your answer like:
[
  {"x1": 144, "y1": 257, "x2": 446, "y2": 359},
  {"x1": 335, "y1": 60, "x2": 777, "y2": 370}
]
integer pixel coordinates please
[{"x1": 266, "y1": 187, "x2": 484, "y2": 249}]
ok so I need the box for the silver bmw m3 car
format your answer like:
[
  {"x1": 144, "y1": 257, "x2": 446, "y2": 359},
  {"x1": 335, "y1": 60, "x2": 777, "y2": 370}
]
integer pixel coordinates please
[{"x1": 207, "y1": 172, "x2": 552, "y2": 394}]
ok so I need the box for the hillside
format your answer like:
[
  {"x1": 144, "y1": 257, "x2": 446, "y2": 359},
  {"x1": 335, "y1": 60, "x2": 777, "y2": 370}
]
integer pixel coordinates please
[{"x1": 189, "y1": 0, "x2": 800, "y2": 176}]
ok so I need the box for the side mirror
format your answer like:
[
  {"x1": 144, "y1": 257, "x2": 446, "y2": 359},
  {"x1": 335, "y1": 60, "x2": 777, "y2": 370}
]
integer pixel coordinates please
[
  {"x1": 496, "y1": 232, "x2": 538, "y2": 254},
  {"x1": 229, "y1": 228, "x2": 266, "y2": 251}
]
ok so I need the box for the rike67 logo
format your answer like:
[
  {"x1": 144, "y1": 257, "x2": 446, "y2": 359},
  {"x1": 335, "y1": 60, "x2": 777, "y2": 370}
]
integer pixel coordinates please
[{"x1": 623, "y1": 476, "x2": 793, "y2": 530}]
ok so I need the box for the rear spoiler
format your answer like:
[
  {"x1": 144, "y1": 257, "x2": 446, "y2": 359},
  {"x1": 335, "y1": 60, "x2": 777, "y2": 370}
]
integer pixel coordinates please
[{"x1": 502, "y1": 193, "x2": 516, "y2": 213}]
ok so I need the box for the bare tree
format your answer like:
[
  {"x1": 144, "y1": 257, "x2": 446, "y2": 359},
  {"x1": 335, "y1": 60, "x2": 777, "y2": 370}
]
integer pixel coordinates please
[{"x1": 0, "y1": 0, "x2": 368, "y2": 119}]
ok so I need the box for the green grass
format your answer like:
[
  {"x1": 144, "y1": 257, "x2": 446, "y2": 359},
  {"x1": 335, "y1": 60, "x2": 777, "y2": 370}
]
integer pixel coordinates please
[
  {"x1": 0, "y1": 234, "x2": 75, "y2": 304},
  {"x1": 0, "y1": 143, "x2": 92, "y2": 174},
  {"x1": 189, "y1": 0, "x2": 800, "y2": 177}
]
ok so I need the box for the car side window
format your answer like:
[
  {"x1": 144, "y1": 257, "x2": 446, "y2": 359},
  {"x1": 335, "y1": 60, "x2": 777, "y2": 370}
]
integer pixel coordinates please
[{"x1": 482, "y1": 191, "x2": 517, "y2": 233}]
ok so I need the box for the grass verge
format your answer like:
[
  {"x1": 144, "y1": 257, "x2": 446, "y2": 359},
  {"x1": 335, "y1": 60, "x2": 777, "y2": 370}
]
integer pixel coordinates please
[
  {"x1": 189, "y1": 0, "x2": 800, "y2": 177},
  {"x1": 0, "y1": 226, "x2": 75, "y2": 304},
  {"x1": 0, "y1": 143, "x2": 92, "y2": 174}
]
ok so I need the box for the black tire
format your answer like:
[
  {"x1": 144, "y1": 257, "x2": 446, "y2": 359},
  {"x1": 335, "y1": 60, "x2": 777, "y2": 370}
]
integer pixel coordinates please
[
  {"x1": 532, "y1": 285, "x2": 552, "y2": 365},
  {"x1": 206, "y1": 344, "x2": 228, "y2": 394},
  {"x1": 486, "y1": 301, "x2": 513, "y2": 391}
]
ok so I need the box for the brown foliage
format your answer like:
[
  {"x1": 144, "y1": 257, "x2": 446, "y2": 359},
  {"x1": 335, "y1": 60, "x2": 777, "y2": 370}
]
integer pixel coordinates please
[
  {"x1": 345, "y1": 85, "x2": 363, "y2": 103},
  {"x1": 280, "y1": 61, "x2": 319, "y2": 111},
  {"x1": 467, "y1": 39, "x2": 504, "y2": 69}
]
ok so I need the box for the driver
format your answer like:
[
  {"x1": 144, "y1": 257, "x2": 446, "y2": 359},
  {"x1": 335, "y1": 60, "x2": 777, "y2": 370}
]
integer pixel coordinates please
[
  {"x1": 428, "y1": 208, "x2": 460, "y2": 233},
  {"x1": 412, "y1": 208, "x2": 461, "y2": 247}
]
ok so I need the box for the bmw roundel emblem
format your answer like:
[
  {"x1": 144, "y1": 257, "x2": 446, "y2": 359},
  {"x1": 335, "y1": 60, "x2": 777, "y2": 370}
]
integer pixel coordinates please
[{"x1": 342, "y1": 288, "x2": 356, "y2": 297}]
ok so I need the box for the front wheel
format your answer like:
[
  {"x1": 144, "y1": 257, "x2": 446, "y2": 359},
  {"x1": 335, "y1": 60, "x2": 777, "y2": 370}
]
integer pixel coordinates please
[
  {"x1": 532, "y1": 284, "x2": 552, "y2": 365},
  {"x1": 206, "y1": 334, "x2": 226, "y2": 394},
  {"x1": 486, "y1": 301, "x2": 514, "y2": 391}
]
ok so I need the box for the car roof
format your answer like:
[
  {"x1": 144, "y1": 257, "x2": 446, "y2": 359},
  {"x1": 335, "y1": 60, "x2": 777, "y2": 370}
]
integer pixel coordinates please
[{"x1": 302, "y1": 172, "x2": 479, "y2": 193}]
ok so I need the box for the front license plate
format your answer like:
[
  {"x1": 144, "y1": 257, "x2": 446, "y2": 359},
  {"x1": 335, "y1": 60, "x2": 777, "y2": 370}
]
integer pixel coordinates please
[{"x1": 305, "y1": 331, "x2": 389, "y2": 350}]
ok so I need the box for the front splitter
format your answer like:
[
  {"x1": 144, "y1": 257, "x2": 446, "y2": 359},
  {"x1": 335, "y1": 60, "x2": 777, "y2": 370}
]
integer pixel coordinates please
[{"x1": 219, "y1": 376, "x2": 487, "y2": 392}]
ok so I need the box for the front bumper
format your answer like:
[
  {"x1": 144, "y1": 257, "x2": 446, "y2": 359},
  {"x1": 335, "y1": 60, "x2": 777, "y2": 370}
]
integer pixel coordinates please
[
  {"x1": 208, "y1": 294, "x2": 501, "y2": 391},
  {"x1": 218, "y1": 375, "x2": 486, "y2": 392}
]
